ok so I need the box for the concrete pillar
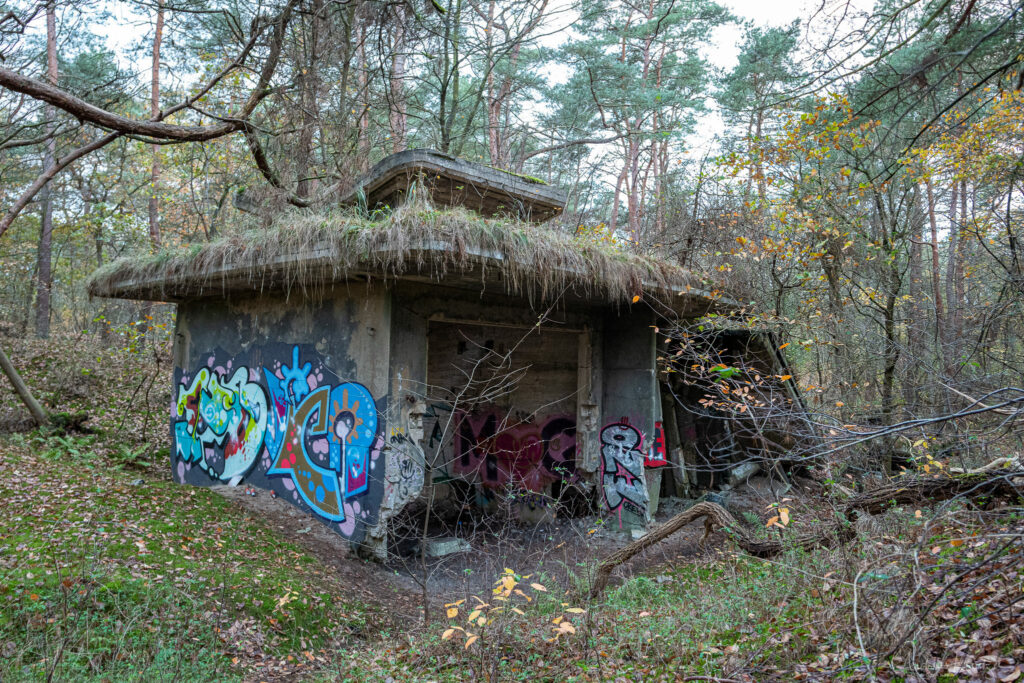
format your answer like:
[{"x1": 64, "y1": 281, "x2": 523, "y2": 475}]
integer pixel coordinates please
[{"x1": 600, "y1": 308, "x2": 657, "y2": 530}]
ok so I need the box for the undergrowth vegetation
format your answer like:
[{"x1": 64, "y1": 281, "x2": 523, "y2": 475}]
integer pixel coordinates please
[
  {"x1": 2, "y1": 335, "x2": 1022, "y2": 682},
  {"x1": 327, "y1": 504, "x2": 1022, "y2": 682}
]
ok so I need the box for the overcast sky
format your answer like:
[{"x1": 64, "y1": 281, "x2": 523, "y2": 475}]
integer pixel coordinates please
[{"x1": 92, "y1": 0, "x2": 849, "y2": 162}]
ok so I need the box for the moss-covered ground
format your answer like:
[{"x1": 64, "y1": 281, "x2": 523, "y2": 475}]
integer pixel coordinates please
[{"x1": 1, "y1": 333, "x2": 1021, "y2": 681}]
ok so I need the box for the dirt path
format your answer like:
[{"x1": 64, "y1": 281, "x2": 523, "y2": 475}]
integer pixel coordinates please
[{"x1": 212, "y1": 480, "x2": 799, "y2": 617}]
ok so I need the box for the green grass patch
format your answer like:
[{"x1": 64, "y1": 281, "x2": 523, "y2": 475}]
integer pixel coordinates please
[{"x1": 0, "y1": 433, "x2": 376, "y2": 681}]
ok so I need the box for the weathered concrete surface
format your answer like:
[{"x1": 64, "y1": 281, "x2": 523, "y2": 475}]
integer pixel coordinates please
[
  {"x1": 424, "y1": 536, "x2": 472, "y2": 558},
  {"x1": 171, "y1": 286, "x2": 393, "y2": 552},
  {"x1": 168, "y1": 278, "x2": 676, "y2": 550},
  {"x1": 599, "y1": 308, "x2": 657, "y2": 529},
  {"x1": 727, "y1": 462, "x2": 761, "y2": 487},
  {"x1": 340, "y1": 148, "x2": 567, "y2": 222},
  {"x1": 646, "y1": 468, "x2": 662, "y2": 519}
]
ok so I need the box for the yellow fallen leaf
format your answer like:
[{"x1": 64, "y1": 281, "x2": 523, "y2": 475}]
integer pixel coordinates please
[
  {"x1": 442, "y1": 628, "x2": 455, "y2": 641},
  {"x1": 467, "y1": 609, "x2": 481, "y2": 622},
  {"x1": 446, "y1": 607, "x2": 458, "y2": 618},
  {"x1": 477, "y1": 616, "x2": 486, "y2": 626},
  {"x1": 766, "y1": 515, "x2": 780, "y2": 528},
  {"x1": 464, "y1": 635, "x2": 478, "y2": 649},
  {"x1": 565, "y1": 607, "x2": 586, "y2": 614},
  {"x1": 779, "y1": 507, "x2": 790, "y2": 526},
  {"x1": 559, "y1": 621, "x2": 576, "y2": 634},
  {"x1": 530, "y1": 582, "x2": 547, "y2": 592}
]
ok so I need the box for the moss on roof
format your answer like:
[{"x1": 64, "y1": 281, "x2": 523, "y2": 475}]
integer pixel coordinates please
[{"x1": 86, "y1": 205, "x2": 719, "y2": 309}]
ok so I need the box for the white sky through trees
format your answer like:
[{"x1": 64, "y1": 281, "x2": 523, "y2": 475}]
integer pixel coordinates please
[{"x1": 56, "y1": 0, "x2": 868, "y2": 177}]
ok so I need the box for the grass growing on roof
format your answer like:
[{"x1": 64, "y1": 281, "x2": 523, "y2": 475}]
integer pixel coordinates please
[{"x1": 86, "y1": 203, "x2": 699, "y2": 303}]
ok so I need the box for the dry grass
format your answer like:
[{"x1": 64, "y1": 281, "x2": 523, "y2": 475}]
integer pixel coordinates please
[{"x1": 86, "y1": 203, "x2": 709, "y2": 306}]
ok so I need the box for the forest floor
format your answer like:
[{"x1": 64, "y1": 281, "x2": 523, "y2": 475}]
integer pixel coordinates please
[{"x1": 1, "y1": 333, "x2": 1023, "y2": 682}]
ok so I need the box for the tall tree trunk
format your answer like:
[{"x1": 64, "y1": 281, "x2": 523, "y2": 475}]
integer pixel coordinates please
[
  {"x1": 924, "y1": 178, "x2": 945, "y2": 352},
  {"x1": 148, "y1": 0, "x2": 163, "y2": 247},
  {"x1": 944, "y1": 180, "x2": 959, "y2": 363},
  {"x1": 295, "y1": 0, "x2": 321, "y2": 198},
  {"x1": 34, "y1": 0, "x2": 58, "y2": 339},
  {"x1": 650, "y1": 138, "x2": 661, "y2": 236},
  {"x1": 609, "y1": 162, "x2": 627, "y2": 236},
  {"x1": 954, "y1": 180, "x2": 968, "y2": 338},
  {"x1": 389, "y1": 3, "x2": 408, "y2": 153},
  {"x1": 356, "y1": 23, "x2": 370, "y2": 172},
  {"x1": 906, "y1": 189, "x2": 925, "y2": 409},
  {"x1": 754, "y1": 105, "x2": 766, "y2": 206},
  {"x1": 139, "y1": 0, "x2": 164, "y2": 349},
  {"x1": 881, "y1": 291, "x2": 899, "y2": 431},
  {"x1": 742, "y1": 112, "x2": 755, "y2": 200},
  {"x1": 626, "y1": 135, "x2": 641, "y2": 243},
  {"x1": 485, "y1": 0, "x2": 499, "y2": 166}
]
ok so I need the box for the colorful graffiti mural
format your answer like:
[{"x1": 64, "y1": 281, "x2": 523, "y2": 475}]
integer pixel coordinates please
[
  {"x1": 174, "y1": 365, "x2": 269, "y2": 484},
  {"x1": 600, "y1": 418, "x2": 649, "y2": 519},
  {"x1": 646, "y1": 421, "x2": 668, "y2": 468},
  {"x1": 450, "y1": 412, "x2": 577, "y2": 491},
  {"x1": 172, "y1": 345, "x2": 388, "y2": 543}
]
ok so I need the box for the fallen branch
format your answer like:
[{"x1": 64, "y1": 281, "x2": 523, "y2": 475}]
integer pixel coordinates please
[
  {"x1": 589, "y1": 470, "x2": 1023, "y2": 598},
  {"x1": 0, "y1": 343, "x2": 48, "y2": 426},
  {"x1": 845, "y1": 469, "x2": 1022, "y2": 516}
]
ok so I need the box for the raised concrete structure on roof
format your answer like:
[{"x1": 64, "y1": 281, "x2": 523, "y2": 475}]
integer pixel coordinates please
[{"x1": 340, "y1": 149, "x2": 567, "y2": 222}]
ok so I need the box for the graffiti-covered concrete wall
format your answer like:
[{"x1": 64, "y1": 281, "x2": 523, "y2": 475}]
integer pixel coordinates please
[
  {"x1": 171, "y1": 289, "x2": 399, "y2": 550},
  {"x1": 601, "y1": 309, "x2": 659, "y2": 529},
  {"x1": 168, "y1": 283, "x2": 672, "y2": 544}
]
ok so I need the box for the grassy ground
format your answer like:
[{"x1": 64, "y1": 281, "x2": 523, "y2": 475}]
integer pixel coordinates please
[
  {"x1": 0, "y1": 432, "x2": 383, "y2": 681},
  {"x1": 1, "y1": 332, "x2": 1022, "y2": 681},
  {"x1": 329, "y1": 513, "x2": 1023, "y2": 682}
]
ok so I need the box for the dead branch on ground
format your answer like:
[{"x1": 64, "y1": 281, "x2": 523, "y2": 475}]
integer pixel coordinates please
[{"x1": 589, "y1": 469, "x2": 1023, "y2": 598}]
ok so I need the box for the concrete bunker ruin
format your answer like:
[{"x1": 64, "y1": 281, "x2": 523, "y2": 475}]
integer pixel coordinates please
[{"x1": 87, "y1": 151, "x2": 800, "y2": 558}]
